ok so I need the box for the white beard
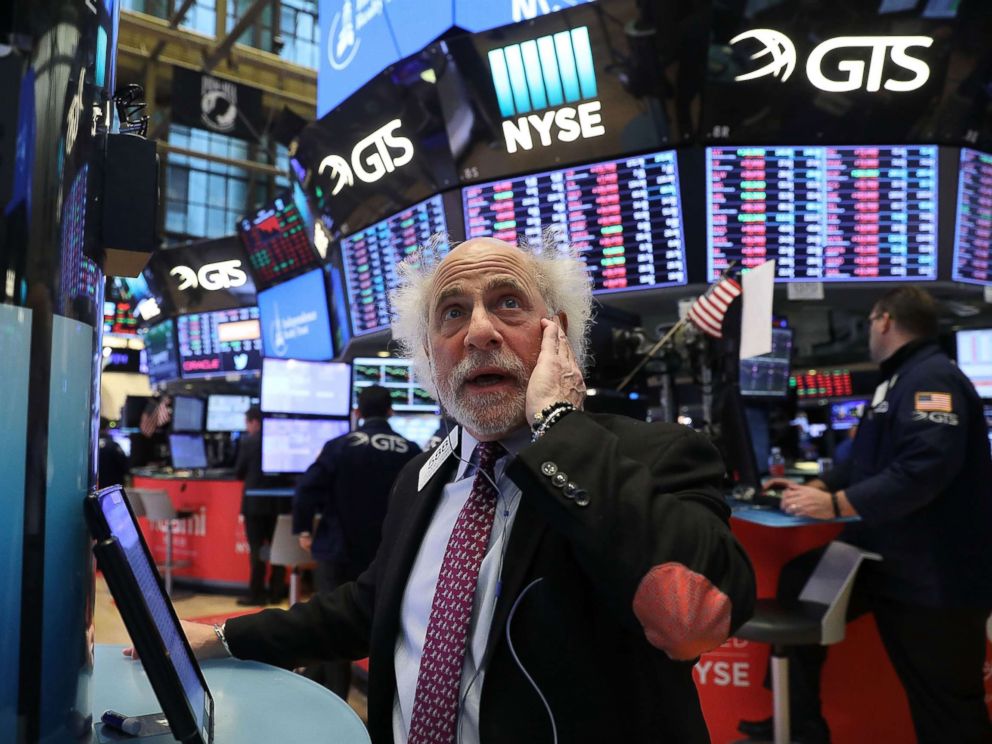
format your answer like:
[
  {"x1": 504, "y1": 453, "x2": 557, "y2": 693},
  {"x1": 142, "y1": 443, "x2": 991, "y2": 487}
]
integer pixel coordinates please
[{"x1": 435, "y1": 349, "x2": 529, "y2": 438}]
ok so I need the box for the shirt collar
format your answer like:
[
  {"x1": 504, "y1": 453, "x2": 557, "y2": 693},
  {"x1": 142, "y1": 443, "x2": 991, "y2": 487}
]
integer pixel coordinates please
[{"x1": 454, "y1": 425, "x2": 530, "y2": 481}]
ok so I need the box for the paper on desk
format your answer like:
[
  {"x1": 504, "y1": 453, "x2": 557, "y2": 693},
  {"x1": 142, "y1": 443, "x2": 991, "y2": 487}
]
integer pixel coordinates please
[{"x1": 740, "y1": 260, "x2": 775, "y2": 360}]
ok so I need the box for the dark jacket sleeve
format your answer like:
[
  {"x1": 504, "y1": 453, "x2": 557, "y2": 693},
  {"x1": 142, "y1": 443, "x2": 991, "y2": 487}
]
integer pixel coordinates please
[
  {"x1": 844, "y1": 372, "x2": 971, "y2": 524},
  {"x1": 292, "y1": 441, "x2": 336, "y2": 535},
  {"x1": 819, "y1": 455, "x2": 853, "y2": 493},
  {"x1": 508, "y1": 412, "x2": 755, "y2": 660}
]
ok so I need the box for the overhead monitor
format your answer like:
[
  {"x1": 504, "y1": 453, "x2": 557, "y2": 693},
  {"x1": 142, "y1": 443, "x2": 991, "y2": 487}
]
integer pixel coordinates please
[
  {"x1": 84, "y1": 485, "x2": 213, "y2": 744},
  {"x1": 169, "y1": 434, "x2": 208, "y2": 470},
  {"x1": 388, "y1": 413, "x2": 440, "y2": 450},
  {"x1": 352, "y1": 357, "x2": 437, "y2": 412},
  {"x1": 261, "y1": 417, "x2": 351, "y2": 474},
  {"x1": 177, "y1": 307, "x2": 262, "y2": 378},
  {"x1": 463, "y1": 150, "x2": 687, "y2": 293},
  {"x1": 830, "y1": 400, "x2": 868, "y2": 431},
  {"x1": 171, "y1": 396, "x2": 205, "y2": 433},
  {"x1": 206, "y1": 395, "x2": 253, "y2": 432},
  {"x1": 340, "y1": 194, "x2": 450, "y2": 336},
  {"x1": 237, "y1": 192, "x2": 321, "y2": 290},
  {"x1": 740, "y1": 328, "x2": 793, "y2": 398},
  {"x1": 790, "y1": 369, "x2": 854, "y2": 400},
  {"x1": 706, "y1": 145, "x2": 938, "y2": 281},
  {"x1": 145, "y1": 236, "x2": 257, "y2": 315},
  {"x1": 143, "y1": 319, "x2": 180, "y2": 385},
  {"x1": 952, "y1": 148, "x2": 992, "y2": 285},
  {"x1": 261, "y1": 358, "x2": 352, "y2": 416},
  {"x1": 956, "y1": 328, "x2": 992, "y2": 399},
  {"x1": 257, "y1": 268, "x2": 334, "y2": 361}
]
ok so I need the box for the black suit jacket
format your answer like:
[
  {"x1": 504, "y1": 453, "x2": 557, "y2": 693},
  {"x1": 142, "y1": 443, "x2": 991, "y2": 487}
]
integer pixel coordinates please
[{"x1": 226, "y1": 412, "x2": 755, "y2": 742}]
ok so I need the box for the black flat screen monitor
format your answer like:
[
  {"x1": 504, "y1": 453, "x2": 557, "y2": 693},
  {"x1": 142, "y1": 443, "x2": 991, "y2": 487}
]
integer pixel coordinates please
[
  {"x1": 177, "y1": 307, "x2": 262, "y2": 378},
  {"x1": 956, "y1": 328, "x2": 992, "y2": 399},
  {"x1": 261, "y1": 417, "x2": 351, "y2": 474},
  {"x1": 238, "y1": 192, "x2": 321, "y2": 290},
  {"x1": 706, "y1": 145, "x2": 938, "y2": 282},
  {"x1": 714, "y1": 383, "x2": 761, "y2": 492},
  {"x1": 740, "y1": 328, "x2": 793, "y2": 398},
  {"x1": 463, "y1": 149, "x2": 687, "y2": 293},
  {"x1": 172, "y1": 396, "x2": 205, "y2": 433},
  {"x1": 144, "y1": 319, "x2": 180, "y2": 385},
  {"x1": 952, "y1": 148, "x2": 992, "y2": 286},
  {"x1": 340, "y1": 194, "x2": 450, "y2": 336},
  {"x1": 84, "y1": 485, "x2": 214, "y2": 744},
  {"x1": 169, "y1": 434, "x2": 208, "y2": 470},
  {"x1": 206, "y1": 395, "x2": 253, "y2": 432},
  {"x1": 260, "y1": 358, "x2": 352, "y2": 416},
  {"x1": 352, "y1": 357, "x2": 437, "y2": 412},
  {"x1": 830, "y1": 400, "x2": 868, "y2": 431}
]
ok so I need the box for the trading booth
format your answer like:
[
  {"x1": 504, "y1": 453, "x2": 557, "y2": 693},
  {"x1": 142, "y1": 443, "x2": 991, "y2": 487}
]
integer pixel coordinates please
[{"x1": 98, "y1": 2, "x2": 992, "y2": 742}]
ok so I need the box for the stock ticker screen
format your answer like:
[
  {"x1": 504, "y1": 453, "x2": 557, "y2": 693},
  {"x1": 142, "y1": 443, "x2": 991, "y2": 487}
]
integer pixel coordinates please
[
  {"x1": 707, "y1": 145, "x2": 938, "y2": 281},
  {"x1": 340, "y1": 195, "x2": 449, "y2": 336},
  {"x1": 238, "y1": 194, "x2": 320, "y2": 289},
  {"x1": 177, "y1": 307, "x2": 262, "y2": 378},
  {"x1": 462, "y1": 151, "x2": 687, "y2": 293},
  {"x1": 952, "y1": 148, "x2": 992, "y2": 285}
]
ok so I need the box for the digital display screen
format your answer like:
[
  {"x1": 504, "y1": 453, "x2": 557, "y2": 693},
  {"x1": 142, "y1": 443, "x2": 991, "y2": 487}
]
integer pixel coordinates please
[
  {"x1": 262, "y1": 417, "x2": 351, "y2": 474},
  {"x1": 791, "y1": 369, "x2": 854, "y2": 399},
  {"x1": 171, "y1": 396, "x2": 204, "y2": 433},
  {"x1": 707, "y1": 146, "x2": 938, "y2": 281},
  {"x1": 143, "y1": 319, "x2": 180, "y2": 385},
  {"x1": 238, "y1": 193, "x2": 320, "y2": 290},
  {"x1": 257, "y1": 268, "x2": 333, "y2": 361},
  {"x1": 952, "y1": 148, "x2": 992, "y2": 285},
  {"x1": 388, "y1": 413, "x2": 440, "y2": 450},
  {"x1": 177, "y1": 307, "x2": 262, "y2": 378},
  {"x1": 340, "y1": 194, "x2": 449, "y2": 336},
  {"x1": 830, "y1": 400, "x2": 868, "y2": 431},
  {"x1": 352, "y1": 357, "x2": 437, "y2": 412},
  {"x1": 463, "y1": 150, "x2": 687, "y2": 293},
  {"x1": 740, "y1": 328, "x2": 793, "y2": 398},
  {"x1": 206, "y1": 395, "x2": 253, "y2": 432},
  {"x1": 169, "y1": 434, "x2": 208, "y2": 470},
  {"x1": 261, "y1": 358, "x2": 352, "y2": 416},
  {"x1": 956, "y1": 329, "x2": 992, "y2": 399}
]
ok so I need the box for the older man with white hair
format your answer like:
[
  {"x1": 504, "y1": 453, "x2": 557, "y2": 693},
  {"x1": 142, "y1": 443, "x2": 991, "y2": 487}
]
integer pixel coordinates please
[{"x1": 171, "y1": 236, "x2": 756, "y2": 744}]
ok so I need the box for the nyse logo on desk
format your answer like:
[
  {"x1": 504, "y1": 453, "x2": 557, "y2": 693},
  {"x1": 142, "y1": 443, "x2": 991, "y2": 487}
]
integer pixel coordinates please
[
  {"x1": 730, "y1": 29, "x2": 933, "y2": 93},
  {"x1": 317, "y1": 119, "x2": 414, "y2": 196},
  {"x1": 487, "y1": 26, "x2": 605, "y2": 154},
  {"x1": 170, "y1": 260, "x2": 248, "y2": 292}
]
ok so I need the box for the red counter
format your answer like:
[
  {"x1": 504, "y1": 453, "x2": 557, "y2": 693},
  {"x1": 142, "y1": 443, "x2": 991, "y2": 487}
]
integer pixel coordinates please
[
  {"x1": 133, "y1": 475, "x2": 250, "y2": 590},
  {"x1": 697, "y1": 517, "x2": 992, "y2": 743}
]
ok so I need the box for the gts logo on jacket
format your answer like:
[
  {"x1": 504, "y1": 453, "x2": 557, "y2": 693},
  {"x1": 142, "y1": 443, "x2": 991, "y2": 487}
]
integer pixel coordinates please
[{"x1": 347, "y1": 432, "x2": 411, "y2": 453}]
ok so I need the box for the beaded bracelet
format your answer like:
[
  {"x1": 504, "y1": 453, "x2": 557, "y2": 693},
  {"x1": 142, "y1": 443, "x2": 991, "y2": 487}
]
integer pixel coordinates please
[{"x1": 531, "y1": 402, "x2": 576, "y2": 441}]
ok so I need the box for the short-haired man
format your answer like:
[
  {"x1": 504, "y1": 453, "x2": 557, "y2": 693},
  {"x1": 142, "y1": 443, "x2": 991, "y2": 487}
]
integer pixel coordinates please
[
  {"x1": 293, "y1": 384, "x2": 421, "y2": 698},
  {"x1": 740, "y1": 287, "x2": 992, "y2": 743},
  {"x1": 170, "y1": 237, "x2": 756, "y2": 743}
]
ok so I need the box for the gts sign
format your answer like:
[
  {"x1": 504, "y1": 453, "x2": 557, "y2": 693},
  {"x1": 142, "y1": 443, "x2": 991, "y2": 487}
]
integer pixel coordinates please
[
  {"x1": 317, "y1": 119, "x2": 414, "y2": 196},
  {"x1": 170, "y1": 260, "x2": 248, "y2": 292},
  {"x1": 731, "y1": 29, "x2": 934, "y2": 93}
]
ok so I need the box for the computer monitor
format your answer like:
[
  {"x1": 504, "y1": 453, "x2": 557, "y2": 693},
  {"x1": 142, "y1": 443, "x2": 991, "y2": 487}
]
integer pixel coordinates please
[
  {"x1": 388, "y1": 413, "x2": 441, "y2": 450},
  {"x1": 256, "y1": 268, "x2": 334, "y2": 361},
  {"x1": 714, "y1": 383, "x2": 762, "y2": 493},
  {"x1": 351, "y1": 357, "x2": 437, "y2": 412},
  {"x1": 740, "y1": 328, "x2": 793, "y2": 398},
  {"x1": 261, "y1": 358, "x2": 352, "y2": 416},
  {"x1": 176, "y1": 307, "x2": 263, "y2": 378},
  {"x1": 830, "y1": 400, "x2": 868, "y2": 431},
  {"x1": 261, "y1": 417, "x2": 351, "y2": 474},
  {"x1": 84, "y1": 485, "x2": 214, "y2": 744},
  {"x1": 172, "y1": 396, "x2": 205, "y2": 432},
  {"x1": 790, "y1": 369, "x2": 854, "y2": 400},
  {"x1": 206, "y1": 395, "x2": 253, "y2": 432},
  {"x1": 169, "y1": 434, "x2": 208, "y2": 470},
  {"x1": 143, "y1": 318, "x2": 180, "y2": 385},
  {"x1": 956, "y1": 328, "x2": 992, "y2": 399}
]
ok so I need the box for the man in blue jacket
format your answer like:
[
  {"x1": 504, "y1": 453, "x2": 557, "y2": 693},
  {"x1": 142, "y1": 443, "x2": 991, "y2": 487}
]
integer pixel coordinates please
[
  {"x1": 293, "y1": 384, "x2": 421, "y2": 697},
  {"x1": 741, "y1": 287, "x2": 992, "y2": 744}
]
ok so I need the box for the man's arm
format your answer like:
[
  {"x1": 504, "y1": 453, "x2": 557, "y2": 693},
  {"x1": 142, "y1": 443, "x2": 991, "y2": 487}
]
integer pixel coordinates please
[{"x1": 292, "y1": 443, "x2": 336, "y2": 537}]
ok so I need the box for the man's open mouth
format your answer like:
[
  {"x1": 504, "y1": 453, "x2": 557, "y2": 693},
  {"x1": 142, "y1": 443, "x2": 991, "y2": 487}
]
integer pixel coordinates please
[{"x1": 464, "y1": 369, "x2": 512, "y2": 388}]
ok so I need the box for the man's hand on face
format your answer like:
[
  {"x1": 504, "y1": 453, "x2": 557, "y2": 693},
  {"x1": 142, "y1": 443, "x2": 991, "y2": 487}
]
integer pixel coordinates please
[{"x1": 525, "y1": 318, "x2": 586, "y2": 423}]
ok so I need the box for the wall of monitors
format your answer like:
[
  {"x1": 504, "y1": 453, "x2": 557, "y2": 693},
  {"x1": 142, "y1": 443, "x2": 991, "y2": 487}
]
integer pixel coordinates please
[
  {"x1": 462, "y1": 150, "x2": 687, "y2": 293},
  {"x1": 352, "y1": 357, "x2": 437, "y2": 412},
  {"x1": 707, "y1": 145, "x2": 938, "y2": 281},
  {"x1": 952, "y1": 148, "x2": 992, "y2": 285},
  {"x1": 176, "y1": 307, "x2": 262, "y2": 378},
  {"x1": 340, "y1": 194, "x2": 449, "y2": 336}
]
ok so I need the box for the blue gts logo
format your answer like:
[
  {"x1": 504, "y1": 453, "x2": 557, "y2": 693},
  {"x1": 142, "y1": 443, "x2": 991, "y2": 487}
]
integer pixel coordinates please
[{"x1": 487, "y1": 26, "x2": 605, "y2": 154}]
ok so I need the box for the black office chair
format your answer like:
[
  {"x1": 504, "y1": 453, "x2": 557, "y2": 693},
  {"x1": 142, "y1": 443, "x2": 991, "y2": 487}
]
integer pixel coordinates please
[{"x1": 734, "y1": 540, "x2": 881, "y2": 744}]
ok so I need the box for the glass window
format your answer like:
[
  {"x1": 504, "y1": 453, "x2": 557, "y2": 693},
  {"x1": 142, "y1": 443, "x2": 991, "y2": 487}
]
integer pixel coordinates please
[{"x1": 180, "y1": 0, "x2": 218, "y2": 36}]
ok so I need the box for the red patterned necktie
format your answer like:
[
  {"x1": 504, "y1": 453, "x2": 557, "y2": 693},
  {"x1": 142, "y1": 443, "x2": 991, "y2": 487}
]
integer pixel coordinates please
[{"x1": 407, "y1": 441, "x2": 503, "y2": 744}]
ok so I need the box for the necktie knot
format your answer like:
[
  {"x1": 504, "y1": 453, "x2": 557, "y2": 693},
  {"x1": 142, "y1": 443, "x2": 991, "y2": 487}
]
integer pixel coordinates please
[{"x1": 473, "y1": 441, "x2": 503, "y2": 475}]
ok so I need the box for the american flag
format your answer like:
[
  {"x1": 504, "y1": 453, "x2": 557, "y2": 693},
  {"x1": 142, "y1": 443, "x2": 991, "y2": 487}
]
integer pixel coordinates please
[
  {"x1": 687, "y1": 276, "x2": 743, "y2": 338},
  {"x1": 140, "y1": 398, "x2": 171, "y2": 437},
  {"x1": 914, "y1": 392, "x2": 952, "y2": 413}
]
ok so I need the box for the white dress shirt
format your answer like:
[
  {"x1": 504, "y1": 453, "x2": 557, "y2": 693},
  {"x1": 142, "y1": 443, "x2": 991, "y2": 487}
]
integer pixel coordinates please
[{"x1": 392, "y1": 426, "x2": 530, "y2": 744}]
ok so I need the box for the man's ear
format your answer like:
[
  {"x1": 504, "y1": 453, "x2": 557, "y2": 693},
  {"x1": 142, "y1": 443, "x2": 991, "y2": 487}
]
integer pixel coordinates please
[{"x1": 556, "y1": 311, "x2": 568, "y2": 334}]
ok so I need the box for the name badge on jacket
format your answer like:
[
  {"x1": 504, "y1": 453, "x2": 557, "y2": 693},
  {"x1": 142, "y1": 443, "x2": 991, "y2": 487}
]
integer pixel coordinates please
[{"x1": 418, "y1": 426, "x2": 459, "y2": 491}]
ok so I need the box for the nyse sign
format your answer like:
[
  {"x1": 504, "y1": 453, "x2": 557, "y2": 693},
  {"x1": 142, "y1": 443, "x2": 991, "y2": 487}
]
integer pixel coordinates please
[
  {"x1": 318, "y1": 119, "x2": 414, "y2": 195},
  {"x1": 170, "y1": 260, "x2": 248, "y2": 292},
  {"x1": 731, "y1": 29, "x2": 933, "y2": 93}
]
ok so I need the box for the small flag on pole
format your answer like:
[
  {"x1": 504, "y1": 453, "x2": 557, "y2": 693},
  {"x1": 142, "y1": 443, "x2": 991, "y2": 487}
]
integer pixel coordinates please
[
  {"x1": 140, "y1": 398, "x2": 171, "y2": 437},
  {"x1": 687, "y1": 276, "x2": 743, "y2": 338}
]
